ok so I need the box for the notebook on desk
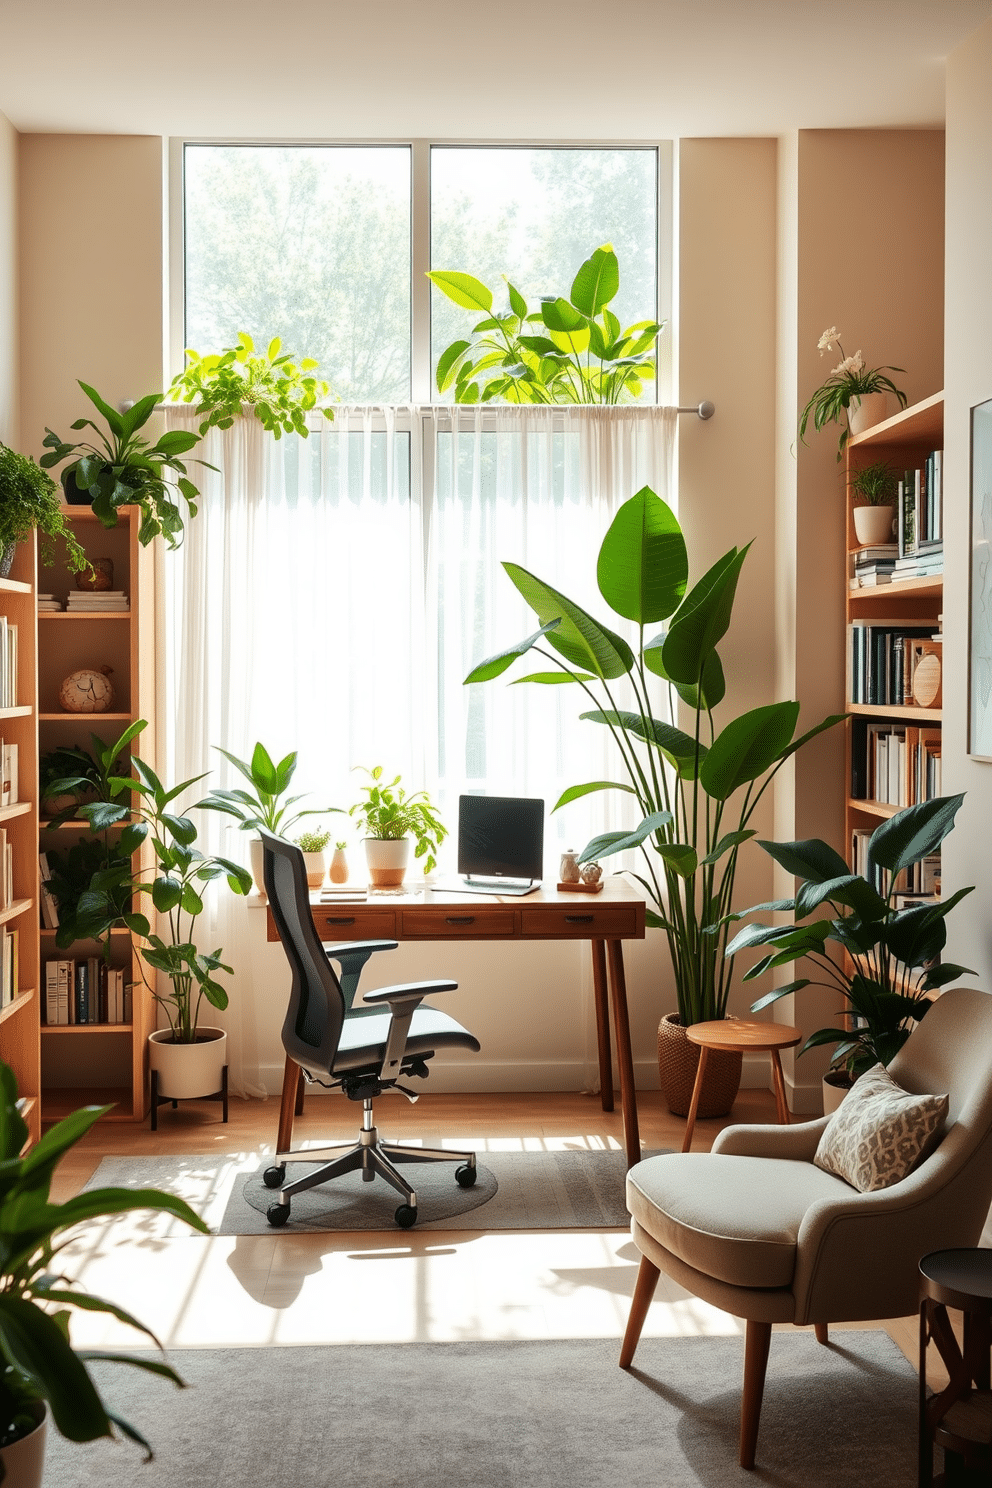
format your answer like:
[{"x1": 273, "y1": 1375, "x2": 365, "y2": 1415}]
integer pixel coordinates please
[{"x1": 442, "y1": 794, "x2": 544, "y2": 897}]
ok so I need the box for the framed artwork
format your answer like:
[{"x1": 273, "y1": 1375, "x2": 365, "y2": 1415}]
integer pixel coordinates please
[{"x1": 969, "y1": 397, "x2": 992, "y2": 758}]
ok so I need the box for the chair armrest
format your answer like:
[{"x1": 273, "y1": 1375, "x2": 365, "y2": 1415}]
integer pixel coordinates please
[
  {"x1": 712, "y1": 1117, "x2": 829, "y2": 1161},
  {"x1": 323, "y1": 940, "x2": 399, "y2": 1012},
  {"x1": 361, "y1": 979, "x2": 458, "y2": 1081},
  {"x1": 323, "y1": 939, "x2": 399, "y2": 960},
  {"x1": 362, "y1": 978, "x2": 459, "y2": 1006}
]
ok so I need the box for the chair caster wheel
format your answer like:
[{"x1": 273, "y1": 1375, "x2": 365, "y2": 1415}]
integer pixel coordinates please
[
  {"x1": 266, "y1": 1203, "x2": 291, "y2": 1227},
  {"x1": 455, "y1": 1164, "x2": 477, "y2": 1188},
  {"x1": 395, "y1": 1204, "x2": 418, "y2": 1229},
  {"x1": 263, "y1": 1164, "x2": 286, "y2": 1189}
]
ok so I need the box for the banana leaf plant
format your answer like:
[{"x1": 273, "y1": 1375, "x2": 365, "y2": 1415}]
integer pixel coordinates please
[
  {"x1": 0, "y1": 1061, "x2": 207, "y2": 1463},
  {"x1": 429, "y1": 243, "x2": 663, "y2": 405},
  {"x1": 464, "y1": 484, "x2": 844, "y2": 1026},
  {"x1": 726, "y1": 795, "x2": 974, "y2": 1078}
]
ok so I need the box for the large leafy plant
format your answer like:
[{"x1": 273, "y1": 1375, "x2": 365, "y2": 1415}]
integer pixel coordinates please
[
  {"x1": 349, "y1": 766, "x2": 447, "y2": 875},
  {"x1": 196, "y1": 741, "x2": 340, "y2": 838},
  {"x1": 0, "y1": 1061, "x2": 207, "y2": 1461},
  {"x1": 428, "y1": 244, "x2": 663, "y2": 405},
  {"x1": 0, "y1": 442, "x2": 88, "y2": 572},
  {"x1": 727, "y1": 795, "x2": 973, "y2": 1078},
  {"x1": 465, "y1": 485, "x2": 842, "y2": 1026},
  {"x1": 40, "y1": 381, "x2": 210, "y2": 548},
  {"x1": 168, "y1": 333, "x2": 335, "y2": 439}
]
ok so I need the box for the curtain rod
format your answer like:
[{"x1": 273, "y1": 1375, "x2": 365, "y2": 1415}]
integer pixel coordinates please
[{"x1": 676, "y1": 401, "x2": 715, "y2": 420}]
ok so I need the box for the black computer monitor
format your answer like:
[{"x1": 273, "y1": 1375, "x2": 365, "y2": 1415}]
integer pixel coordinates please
[{"x1": 457, "y1": 795, "x2": 544, "y2": 887}]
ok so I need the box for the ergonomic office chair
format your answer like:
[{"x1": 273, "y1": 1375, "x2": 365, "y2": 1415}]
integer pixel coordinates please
[{"x1": 260, "y1": 829, "x2": 481, "y2": 1229}]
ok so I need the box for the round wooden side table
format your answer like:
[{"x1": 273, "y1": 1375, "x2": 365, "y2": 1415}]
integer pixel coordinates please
[
  {"x1": 681, "y1": 1019, "x2": 802, "y2": 1152},
  {"x1": 919, "y1": 1247, "x2": 992, "y2": 1487}
]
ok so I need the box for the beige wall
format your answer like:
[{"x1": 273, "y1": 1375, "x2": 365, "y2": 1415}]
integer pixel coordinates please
[
  {"x1": 943, "y1": 17, "x2": 992, "y2": 985},
  {"x1": 0, "y1": 111, "x2": 16, "y2": 447}
]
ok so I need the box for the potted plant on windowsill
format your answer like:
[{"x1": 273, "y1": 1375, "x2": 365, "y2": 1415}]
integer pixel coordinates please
[
  {"x1": 296, "y1": 827, "x2": 332, "y2": 888},
  {"x1": 0, "y1": 441, "x2": 89, "y2": 578},
  {"x1": 849, "y1": 460, "x2": 899, "y2": 547},
  {"x1": 727, "y1": 795, "x2": 974, "y2": 1113},
  {"x1": 349, "y1": 766, "x2": 447, "y2": 887},
  {"x1": 463, "y1": 484, "x2": 843, "y2": 1117},
  {"x1": 196, "y1": 741, "x2": 342, "y2": 897},
  {"x1": 0, "y1": 1059, "x2": 208, "y2": 1488},
  {"x1": 799, "y1": 327, "x2": 907, "y2": 459},
  {"x1": 167, "y1": 333, "x2": 335, "y2": 439}
]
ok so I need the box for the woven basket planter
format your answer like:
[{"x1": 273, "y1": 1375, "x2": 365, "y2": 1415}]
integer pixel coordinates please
[{"x1": 657, "y1": 1012, "x2": 743, "y2": 1118}]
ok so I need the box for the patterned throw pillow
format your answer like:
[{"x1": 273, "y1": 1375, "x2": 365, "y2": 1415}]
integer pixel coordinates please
[{"x1": 814, "y1": 1063, "x2": 949, "y2": 1193}]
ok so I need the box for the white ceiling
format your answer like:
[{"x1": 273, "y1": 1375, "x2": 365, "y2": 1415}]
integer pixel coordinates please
[{"x1": 0, "y1": 0, "x2": 989, "y2": 139}]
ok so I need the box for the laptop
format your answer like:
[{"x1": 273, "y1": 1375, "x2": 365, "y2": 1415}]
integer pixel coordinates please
[{"x1": 446, "y1": 794, "x2": 544, "y2": 896}]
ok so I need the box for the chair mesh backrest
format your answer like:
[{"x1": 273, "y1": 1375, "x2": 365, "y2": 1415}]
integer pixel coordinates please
[{"x1": 261, "y1": 830, "x2": 345, "y2": 1073}]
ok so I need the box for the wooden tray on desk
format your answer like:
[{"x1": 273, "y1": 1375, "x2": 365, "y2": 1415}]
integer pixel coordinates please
[{"x1": 556, "y1": 880, "x2": 604, "y2": 893}]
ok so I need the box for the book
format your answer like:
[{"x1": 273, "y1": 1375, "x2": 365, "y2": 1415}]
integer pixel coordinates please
[{"x1": 39, "y1": 853, "x2": 59, "y2": 929}]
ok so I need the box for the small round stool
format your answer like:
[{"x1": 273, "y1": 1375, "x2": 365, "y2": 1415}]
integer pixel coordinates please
[
  {"x1": 919, "y1": 1247, "x2": 992, "y2": 1487},
  {"x1": 681, "y1": 1019, "x2": 802, "y2": 1152}
]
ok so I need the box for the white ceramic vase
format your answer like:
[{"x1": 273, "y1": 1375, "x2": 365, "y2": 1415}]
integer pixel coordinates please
[
  {"x1": 248, "y1": 836, "x2": 266, "y2": 897},
  {"x1": 847, "y1": 392, "x2": 889, "y2": 437},
  {"x1": 148, "y1": 1026, "x2": 227, "y2": 1100},
  {"x1": 364, "y1": 837, "x2": 410, "y2": 887},
  {"x1": 852, "y1": 504, "x2": 896, "y2": 546},
  {"x1": 0, "y1": 1404, "x2": 46, "y2": 1488},
  {"x1": 301, "y1": 850, "x2": 326, "y2": 889}
]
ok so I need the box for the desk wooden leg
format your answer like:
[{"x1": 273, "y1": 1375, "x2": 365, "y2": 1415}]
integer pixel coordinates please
[
  {"x1": 770, "y1": 1049, "x2": 790, "y2": 1125},
  {"x1": 591, "y1": 939, "x2": 614, "y2": 1112},
  {"x1": 277, "y1": 1056, "x2": 302, "y2": 1153},
  {"x1": 605, "y1": 939, "x2": 640, "y2": 1168},
  {"x1": 682, "y1": 1047, "x2": 710, "y2": 1153}
]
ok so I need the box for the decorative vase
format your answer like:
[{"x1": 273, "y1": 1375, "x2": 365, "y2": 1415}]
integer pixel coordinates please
[
  {"x1": 822, "y1": 1071, "x2": 853, "y2": 1115},
  {"x1": 148, "y1": 1026, "x2": 227, "y2": 1100},
  {"x1": 847, "y1": 392, "x2": 889, "y2": 437},
  {"x1": 249, "y1": 837, "x2": 266, "y2": 897},
  {"x1": 657, "y1": 1012, "x2": 743, "y2": 1119},
  {"x1": 0, "y1": 1402, "x2": 46, "y2": 1488},
  {"x1": 364, "y1": 837, "x2": 410, "y2": 887},
  {"x1": 58, "y1": 665, "x2": 114, "y2": 714},
  {"x1": 329, "y1": 847, "x2": 349, "y2": 884},
  {"x1": 301, "y1": 850, "x2": 326, "y2": 889},
  {"x1": 852, "y1": 504, "x2": 896, "y2": 547},
  {"x1": 0, "y1": 541, "x2": 16, "y2": 578},
  {"x1": 75, "y1": 557, "x2": 113, "y2": 592},
  {"x1": 559, "y1": 849, "x2": 581, "y2": 883}
]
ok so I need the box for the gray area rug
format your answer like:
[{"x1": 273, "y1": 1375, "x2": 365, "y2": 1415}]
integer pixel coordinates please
[
  {"x1": 46, "y1": 1333, "x2": 917, "y2": 1487},
  {"x1": 84, "y1": 1148, "x2": 654, "y2": 1233}
]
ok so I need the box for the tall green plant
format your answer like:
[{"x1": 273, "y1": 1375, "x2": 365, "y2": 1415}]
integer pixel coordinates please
[
  {"x1": 727, "y1": 796, "x2": 974, "y2": 1078},
  {"x1": 196, "y1": 741, "x2": 340, "y2": 837},
  {"x1": 464, "y1": 485, "x2": 843, "y2": 1026},
  {"x1": 429, "y1": 244, "x2": 663, "y2": 405}
]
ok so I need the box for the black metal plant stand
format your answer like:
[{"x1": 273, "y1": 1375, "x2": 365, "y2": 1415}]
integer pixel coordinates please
[{"x1": 150, "y1": 1065, "x2": 229, "y2": 1130}]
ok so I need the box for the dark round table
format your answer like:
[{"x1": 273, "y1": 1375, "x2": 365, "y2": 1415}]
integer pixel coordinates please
[{"x1": 918, "y1": 1248, "x2": 992, "y2": 1486}]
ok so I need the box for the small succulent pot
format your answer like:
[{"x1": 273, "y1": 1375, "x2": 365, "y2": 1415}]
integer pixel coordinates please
[{"x1": 301, "y1": 850, "x2": 326, "y2": 889}]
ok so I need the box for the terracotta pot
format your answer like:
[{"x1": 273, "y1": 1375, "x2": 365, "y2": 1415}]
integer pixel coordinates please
[
  {"x1": 0, "y1": 1401, "x2": 46, "y2": 1488},
  {"x1": 822, "y1": 1071, "x2": 853, "y2": 1115},
  {"x1": 148, "y1": 1026, "x2": 227, "y2": 1100},
  {"x1": 657, "y1": 1012, "x2": 743, "y2": 1118},
  {"x1": 847, "y1": 392, "x2": 889, "y2": 436},
  {"x1": 852, "y1": 503, "x2": 896, "y2": 546},
  {"x1": 301, "y1": 850, "x2": 326, "y2": 889},
  {"x1": 364, "y1": 837, "x2": 410, "y2": 887}
]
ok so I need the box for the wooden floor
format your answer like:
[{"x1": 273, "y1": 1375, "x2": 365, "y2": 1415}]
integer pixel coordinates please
[{"x1": 54, "y1": 1086, "x2": 930, "y2": 1375}]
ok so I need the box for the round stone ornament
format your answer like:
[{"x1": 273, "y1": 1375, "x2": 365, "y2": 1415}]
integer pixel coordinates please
[{"x1": 59, "y1": 666, "x2": 114, "y2": 713}]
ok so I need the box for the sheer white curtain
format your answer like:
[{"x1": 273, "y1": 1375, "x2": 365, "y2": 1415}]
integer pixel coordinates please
[{"x1": 161, "y1": 403, "x2": 676, "y2": 1094}]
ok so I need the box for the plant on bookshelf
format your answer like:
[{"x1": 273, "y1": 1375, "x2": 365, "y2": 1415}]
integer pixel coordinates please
[
  {"x1": 0, "y1": 1059, "x2": 207, "y2": 1480},
  {"x1": 728, "y1": 795, "x2": 973, "y2": 1083},
  {"x1": 849, "y1": 461, "x2": 898, "y2": 548},
  {"x1": 799, "y1": 327, "x2": 907, "y2": 459},
  {"x1": 0, "y1": 441, "x2": 89, "y2": 576}
]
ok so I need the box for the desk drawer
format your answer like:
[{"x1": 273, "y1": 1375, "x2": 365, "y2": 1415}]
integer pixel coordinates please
[
  {"x1": 313, "y1": 907, "x2": 397, "y2": 940},
  {"x1": 520, "y1": 905, "x2": 640, "y2": 939},
  {"x1": 400, "y1": 907, "x2": 517, "y2": 939}
]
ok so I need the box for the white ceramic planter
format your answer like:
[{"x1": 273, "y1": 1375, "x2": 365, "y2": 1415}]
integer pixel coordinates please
[
  {"x1": 0, "y1": 1403, "x2": 46, "y2": 1488},
  {"x1": 847, "y1": 391, "x2": 889, "y2": 436},
  {"x1": 364, "y1": 837, "x2": 410, "y2": 887},
  {"x1": 148, "y1": 1027, "x2": 227, "y2": 1100},
  {"x1": 301, "y1": 850, "x2": 326, "y2": 888},
  {"x1": 853, "y1": 504, "x2": 896, "y2": 546}
]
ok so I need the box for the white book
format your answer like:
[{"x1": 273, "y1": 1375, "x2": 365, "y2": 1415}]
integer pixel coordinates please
[
  {"x1": 45, "y1": 960, "x2": 59, "y2": 1024},
  {"x1": 2, "y1": 742, "x2": 17, "y2": 804}
]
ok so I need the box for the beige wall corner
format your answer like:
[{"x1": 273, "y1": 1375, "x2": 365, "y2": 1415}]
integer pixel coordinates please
[
  {"x1": 0, "y1": 111, "x2": 17, "y2": 447},
  {"x1": 943, "y1": 16, "x2": 992, "y2": 988},
  {"x1": 17, "y1": 134, "x2": 165, "y2": 457}
]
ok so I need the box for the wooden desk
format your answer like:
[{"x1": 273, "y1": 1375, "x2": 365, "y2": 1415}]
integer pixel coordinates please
[{"x1": 266, "y1": 880, "x2": 646, "y2": 1166}]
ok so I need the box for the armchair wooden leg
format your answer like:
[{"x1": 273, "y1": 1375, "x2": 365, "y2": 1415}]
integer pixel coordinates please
[
  {"x1": 814, "y1": 1323, "x2": 829, "y2": 1345},
  {"x1": 620, "y1": 1256, "x2": 660, "y2": 1368},
  {"x1": 740, "y1": 1320, "x2": 772, "y2": 1470}
]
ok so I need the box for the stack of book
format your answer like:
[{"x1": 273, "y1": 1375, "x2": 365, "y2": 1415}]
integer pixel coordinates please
[
  {"x1": 851, "y1": 831, "x2": 940, "y2": 899},
  {"x1": 0, "y1": 928, "x2": 18, "y2": 1009},
  {"x1": 319, "y1": 884, "x2": 368, "y2": 904},
  {"x1": 65, "y1": 590, "x2": 128, "y2": 613},
  {"x1": 37, "y1": 594, "x2": 63, "y2": 612},
  {"x1": 44, "y1": 958, "x2": 130, "y2": 1024},
  {"x1": 850, "y1": 717, "x2": 942, "y2": 806},
  {"x1": 850, "y1": 543, "x2": 898, "y2": 588},
  {"x1": 0, "y1": 617, "x2": 17, "y2": 707},
  {"x1": 896, "y1": 452, "x2": 944, "y2": 578},
  {"x1": 848, "y1": 621, "x2": 935, "y2": 706}
]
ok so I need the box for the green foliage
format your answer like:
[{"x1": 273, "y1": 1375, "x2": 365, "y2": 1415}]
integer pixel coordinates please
[
  {"x1": 0, "y1": 442, "x2": 88, "y2": 571},
  {"x1": 849, "y1": 460, "x2": 899, "y2": 507},
  {"x1": 295, "y1": 828, "x2": 332, "y2": 853},
  {"x1": 0, "y1": 1060, "x2": 207, "y2": 1456},
  {"x1": 798, "y1": 328, "x2": 907, "y2": 459},
  {"x1": 72, "y1": 722, "x2": 253, "y2": 1043},
  {"x1": 731, "y1": 796, "x2": 974, "y2": 1078},
  {"x1": 428, "y1": 244, "x2": 664, "y2": 405},
  {"x1": 168, "y1": 333, "x2": 335, "y2": 440},
  {"x1": 464, "y1": 483, "x2": 843, "y2": 1025},
  {"x1": 349, "y1": 766, "x2": 447, "y2": 875},
  {"x1": 40, "y1": 383, "x2": 211, "y2": 548},
  {"x1": 196, "y1": 741, "x2": 341, "y2": 837}
]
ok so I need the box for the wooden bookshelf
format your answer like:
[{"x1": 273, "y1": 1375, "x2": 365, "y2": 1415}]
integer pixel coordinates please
[{"x1": 37, "y1": 505, "x2": 156, "y2": 1124}]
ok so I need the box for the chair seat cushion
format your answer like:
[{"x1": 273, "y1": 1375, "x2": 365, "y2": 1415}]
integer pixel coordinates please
[
  {"x1": 626, "y1": 1152, "x2": 854, "y2": 1289},
  {"x1": 332, "y1": 1005, "x2": 481, "y2": 1072}
]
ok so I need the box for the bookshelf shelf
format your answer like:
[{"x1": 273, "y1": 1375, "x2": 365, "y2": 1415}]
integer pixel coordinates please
[
  {"x1": 0, "y1": 577, "x2": 31, "y2": 596},
  {"x1": 0, "y1": 706, "x2": 33, "y2": 720},
  {"x1": 38, "y1": 712, "x2": 134, "y2": 723},
  {"x1": 0, "y1": 802, "x2": 32, "y2": 824},
  {"x1": 0, "y1": 898, "x2": 33, "y2": 928},
  {"x1": 0, "y1": 988, "x2": 36, "y2": 1028},
  {"x1": 41, "y1": 1087, "x2": 134, "y2": 1122},
  {"x1": 847, "y1": 798, "x2": 901, "y2": 820},
  {"x1": 849, "y1": 574, "x2": 943, "y2": 601},
  {"x1": 848, "y1": 702, "x2": 942, "y2": 723},
  {"x1": 38, "y1": 612, "x2": 132, "y2": 622},
  {"x1": 41, "y1": 1024, "x2": 133, "y2": 1036}
]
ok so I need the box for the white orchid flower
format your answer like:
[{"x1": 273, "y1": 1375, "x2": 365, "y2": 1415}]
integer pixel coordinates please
[
  {"x1": 832, "y1": 353, "x2": 864, "y2": 377},
  {"x1": 817, "y1": 327, "x2": 841, "y2": 354}
]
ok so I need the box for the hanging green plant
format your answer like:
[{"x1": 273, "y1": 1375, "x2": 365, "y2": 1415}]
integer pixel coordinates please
[
  {"x1": 0, "y1": 441, "x2": 89, "y2": 573},
  {"x1": 168, "y1": 333, "x2": 336, "y2": 439}
]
